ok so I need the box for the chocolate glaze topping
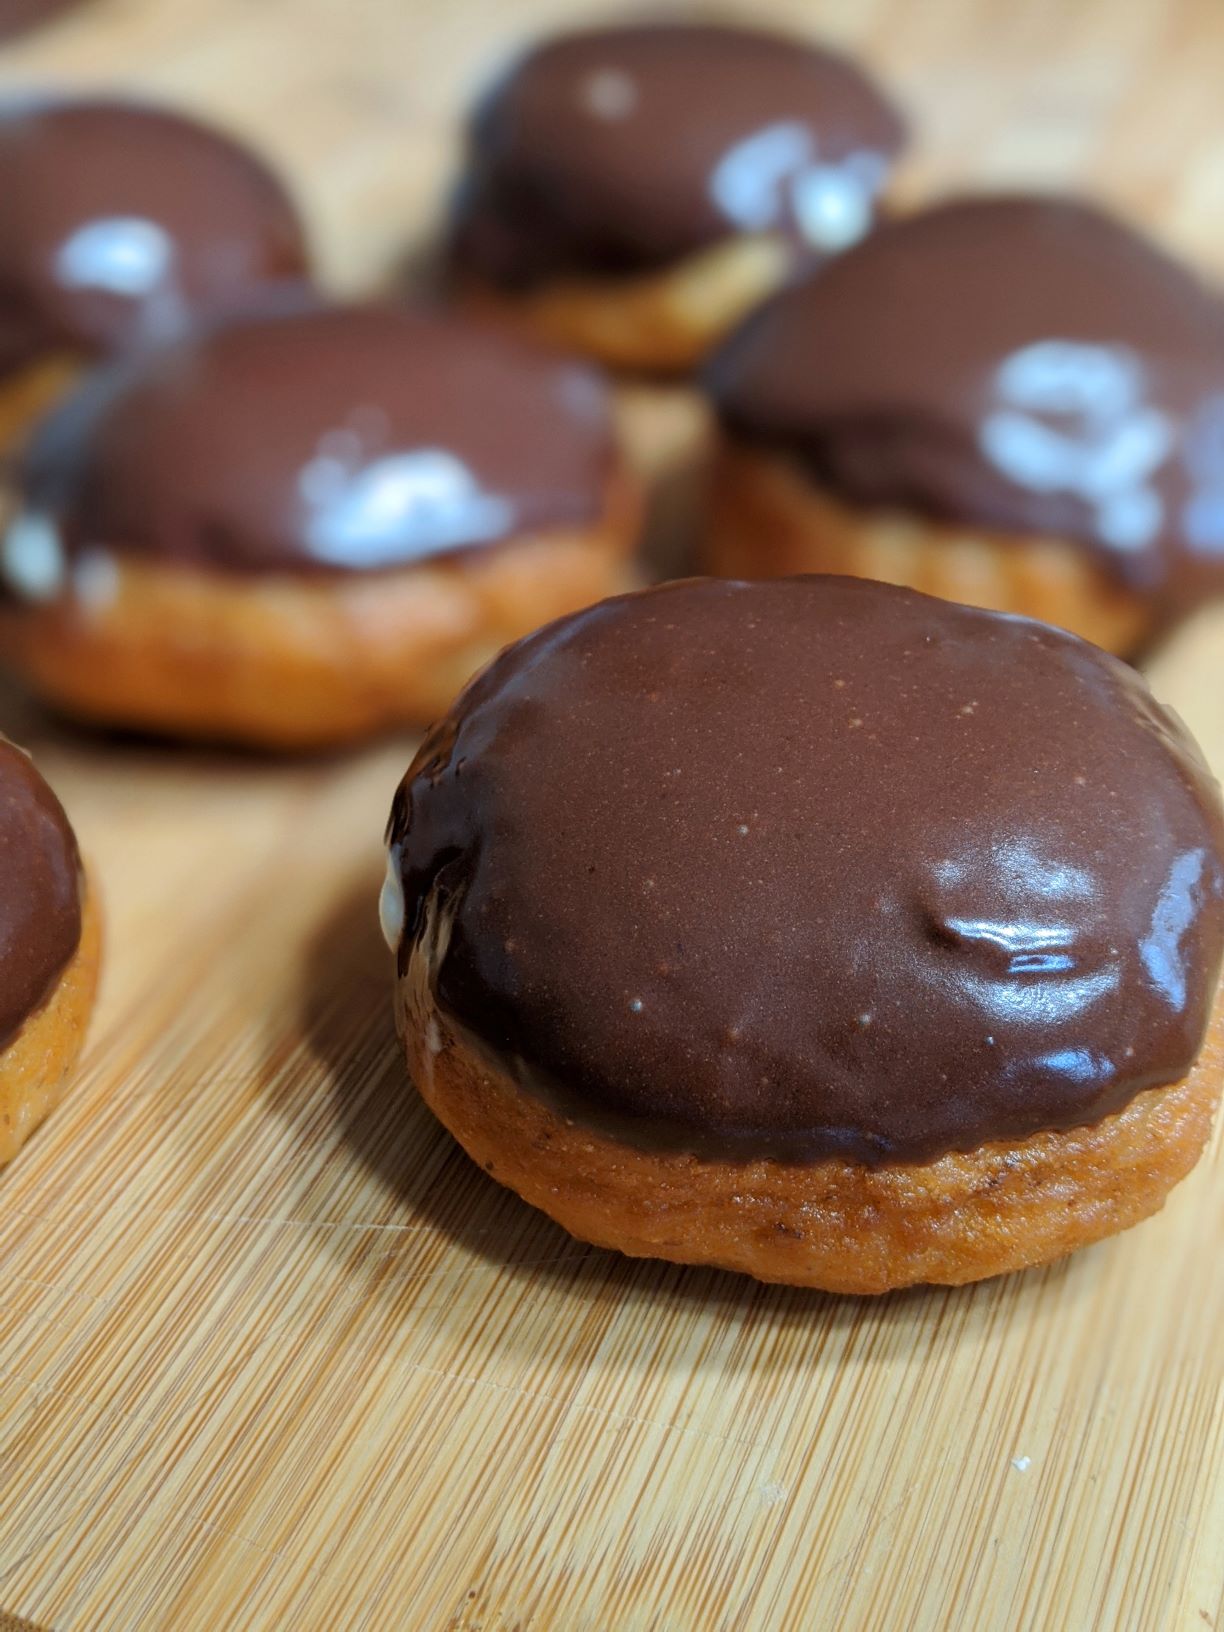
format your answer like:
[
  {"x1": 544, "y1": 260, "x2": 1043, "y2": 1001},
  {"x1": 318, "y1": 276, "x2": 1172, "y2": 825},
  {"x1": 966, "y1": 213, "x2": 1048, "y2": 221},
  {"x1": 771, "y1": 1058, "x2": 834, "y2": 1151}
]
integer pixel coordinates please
[
  {"x1": 0, "y1": 739, "x2": 81, "y2": 1048},
  {"x1": 0, "y1": 98, "x2": 309, "y2": 374},
  {"x1": 14, "y1": 303, "x2": 615, "y2": 575},
  {"x1": 708, "y1": 196, "x2": 1224, "y2": 610},
  {"x1": 390, "y1": 576, "x2": 1224, "y2": 1165},
  {"x1": 450, "y1": 23, "x2": 906, "y2": 286}
]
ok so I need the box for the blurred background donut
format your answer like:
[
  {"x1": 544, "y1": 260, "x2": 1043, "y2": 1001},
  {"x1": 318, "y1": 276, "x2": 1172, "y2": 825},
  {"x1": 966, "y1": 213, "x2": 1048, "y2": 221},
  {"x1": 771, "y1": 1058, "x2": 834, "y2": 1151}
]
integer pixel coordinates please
[
  {"x1": 0, "y1": 301, "x2": 638, "y2": 745},
  {"x1": 0, "y1": 96, "x2": 311, "y2": 453},
  {"x1": 445, "y1": 21, "x2": 907, "y2": 374},
  {"x1": 702, "y1": 195, "x2": 1224, "y2": 654}
]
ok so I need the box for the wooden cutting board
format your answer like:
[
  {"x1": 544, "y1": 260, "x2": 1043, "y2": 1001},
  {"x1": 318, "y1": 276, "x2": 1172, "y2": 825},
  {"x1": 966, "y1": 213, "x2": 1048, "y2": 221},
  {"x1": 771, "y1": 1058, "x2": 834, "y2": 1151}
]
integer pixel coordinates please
[{"x1": 1, "y1": 2, "x2": 1222, "y2": 1628}]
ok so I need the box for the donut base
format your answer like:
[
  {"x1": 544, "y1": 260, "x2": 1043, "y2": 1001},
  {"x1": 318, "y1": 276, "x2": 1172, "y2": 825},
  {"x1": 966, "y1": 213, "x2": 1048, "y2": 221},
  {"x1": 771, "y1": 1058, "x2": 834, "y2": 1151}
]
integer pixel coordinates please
[
  {"x1": 400, "y1": 979, "x2": 1224, "y2": 1293},
  {"x1": 0, "y1": 873, "x2": 100, "y2": 1166},
  {"x1": 0, "y1": 353, "x2": 83, "y2": 457},
  {"x1": 0, "y1": 473, "x2": 641, "y2": 748},
  {"x1": 703, "y1": 439, "x2": 1151, "y2": 656},
  {"x1": 463, "y1": 235, "x2": 796, "y2": 375}
]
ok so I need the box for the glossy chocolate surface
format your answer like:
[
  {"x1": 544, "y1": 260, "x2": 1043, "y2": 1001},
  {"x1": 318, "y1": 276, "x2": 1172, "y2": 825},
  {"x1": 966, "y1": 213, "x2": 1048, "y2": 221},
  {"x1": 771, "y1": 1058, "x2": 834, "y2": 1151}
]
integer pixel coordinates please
[
  {"x1": 14, "y1": 303, "x2": 615, "y2": 575},
  {"x1": 450, "y1": 22, "x2": 906, "y2": 285},
  {"x1": 391, "y1": 576, "x2": 1224, "y2": 1164},
  {"x1": 0, "y1": 97, "x2": 308, "y2": 372},
  {"x1": 0, "y1": 738, "x2": 81, "y2": 1047},
  {"x1": 708, "y1": 195, "x2": 1224, "y2": 608}
]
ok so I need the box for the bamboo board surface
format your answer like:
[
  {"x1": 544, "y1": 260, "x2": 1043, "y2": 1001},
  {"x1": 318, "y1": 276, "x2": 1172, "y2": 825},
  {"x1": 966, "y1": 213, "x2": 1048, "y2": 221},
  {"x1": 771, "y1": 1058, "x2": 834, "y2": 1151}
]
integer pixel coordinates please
[{"x1": 0, "y1": 1, "x2": 1223, "y2": 1628}]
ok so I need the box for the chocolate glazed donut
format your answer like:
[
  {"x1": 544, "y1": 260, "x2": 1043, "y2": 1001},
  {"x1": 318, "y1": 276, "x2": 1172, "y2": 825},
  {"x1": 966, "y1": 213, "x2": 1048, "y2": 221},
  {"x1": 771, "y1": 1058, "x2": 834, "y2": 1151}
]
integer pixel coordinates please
[
  {"x1": 0, "y1": 98, "x2": 308, "y2": 368},
  {"x1": 0, "y1": 737, "x2": 99, "y2": 1164},
  {"x1": 0, "y1": 96, "x2": 310, "y2": 452},
  {"x1": 385, "y1": 576, "x2": 1224, "y2": 1291},
  {"x1": 704, "y1": 196, "x2": 1224, "y2": 653},
  {"x1": 448, "y1": 22, "x2": 906, "y2": 372},
  {"x1": 0, "y1": 303, "x2": 640, "y2": 746}
]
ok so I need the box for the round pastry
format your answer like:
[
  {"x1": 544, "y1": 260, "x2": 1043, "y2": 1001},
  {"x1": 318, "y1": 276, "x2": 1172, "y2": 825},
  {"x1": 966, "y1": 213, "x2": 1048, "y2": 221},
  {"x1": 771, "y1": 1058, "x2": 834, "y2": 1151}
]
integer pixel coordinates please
[
  {"x1": 448, "y1": 22, "x2": 906, "y2": 374},
  {"x1": 0, "y1": 96, "x2": 309, "y2": 451},
  {"x1": 383, "y1": 575, "x2": 1224, "y2": 1293},
  {"x1": 0, "y1": 737, "x2": 99, "y2": 1165},
  {"x1": 0, "y1": 302, "x2": 639, "y2": 747},
  {"x1": 703, "y1": 195, "x2": 1224, "y2": 655}
]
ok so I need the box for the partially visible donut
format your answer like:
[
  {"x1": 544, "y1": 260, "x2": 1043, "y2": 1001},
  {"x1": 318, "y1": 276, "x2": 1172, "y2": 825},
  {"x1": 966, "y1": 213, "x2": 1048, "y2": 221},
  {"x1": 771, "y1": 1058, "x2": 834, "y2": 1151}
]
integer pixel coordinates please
[
  {"x1": 703, "y1": 196, "x2": 1224, "y2": 651},
  {"x1": 0, "y1": 96, "x2": 310, "y2": 452},
  {"x1": 0, "y1": 738, "x2": 99, "y2": 1165}
]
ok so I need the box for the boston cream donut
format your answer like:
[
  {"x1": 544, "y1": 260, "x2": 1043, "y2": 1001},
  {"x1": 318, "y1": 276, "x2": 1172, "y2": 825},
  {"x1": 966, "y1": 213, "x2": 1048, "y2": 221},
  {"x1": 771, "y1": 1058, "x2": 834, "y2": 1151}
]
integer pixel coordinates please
[
  {"x1": 448, "y1": 23, "x2": 906, "y2": 373},
  {"x1": 704, "y1": 196, "x2": 1224, "y2": 654},
  {"x1": 0, "y1": 96, "x2": 309, "y2": 451},
  {"x1": 385, "y1": 576, "x2": 1224, "y2": 1292},
  {"x1": 0, "y1": 738, "x2": 99, "y2": 1165},
  {"x1": 0, "y1": 303, "x2": 638, "y2": 747}
]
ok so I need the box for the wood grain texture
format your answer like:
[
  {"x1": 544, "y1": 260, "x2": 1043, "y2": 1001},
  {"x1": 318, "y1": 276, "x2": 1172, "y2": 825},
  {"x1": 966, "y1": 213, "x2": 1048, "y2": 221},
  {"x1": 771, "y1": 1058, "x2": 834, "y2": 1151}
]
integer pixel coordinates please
[{"x1": 1, "y1": 1, "x2": 1223, "y2": 1628}]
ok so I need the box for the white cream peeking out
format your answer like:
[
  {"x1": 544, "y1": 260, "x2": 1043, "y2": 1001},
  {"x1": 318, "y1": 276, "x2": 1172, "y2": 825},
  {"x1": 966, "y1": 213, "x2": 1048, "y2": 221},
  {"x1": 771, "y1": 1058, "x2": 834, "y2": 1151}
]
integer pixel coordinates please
[
  {"x1": 54, "y1": 217, "x2": 174, "y2": 296},
  {"x1": 2, "y1": 512, "x2": 66, "y2": 602},
  {"x1": 73, "y1": 548, "x2": 120, "y2": 612},
  {"x1": 301, "y1": 448, "x2": 513, "y2": 567},
  {"x1": 979, "y1": 340, "x2": 1174, "y2": 552},
  {"x1": 380, "y1": 844, "x2": 406, "y2": 952},
  {"x1": 709, "y1": 123, "x2": 885, "y2": 252}
]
